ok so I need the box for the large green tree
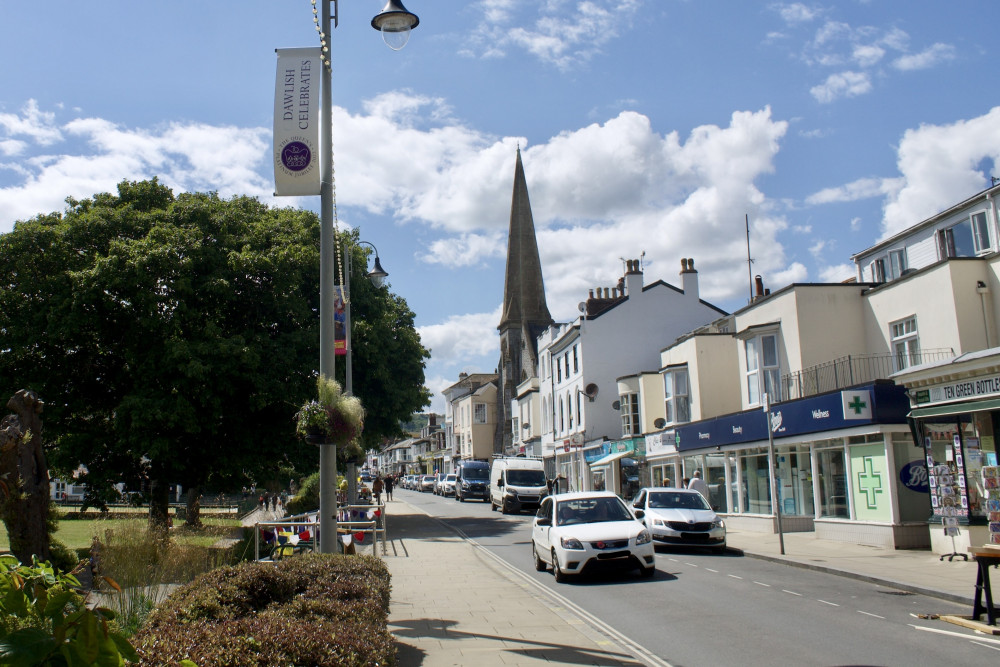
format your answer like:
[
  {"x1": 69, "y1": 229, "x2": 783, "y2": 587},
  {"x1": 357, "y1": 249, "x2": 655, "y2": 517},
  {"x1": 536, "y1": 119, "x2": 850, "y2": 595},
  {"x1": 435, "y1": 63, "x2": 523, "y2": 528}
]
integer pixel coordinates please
[{"x1": 0, "y1": 179, "x2": 430, "y2": 524}]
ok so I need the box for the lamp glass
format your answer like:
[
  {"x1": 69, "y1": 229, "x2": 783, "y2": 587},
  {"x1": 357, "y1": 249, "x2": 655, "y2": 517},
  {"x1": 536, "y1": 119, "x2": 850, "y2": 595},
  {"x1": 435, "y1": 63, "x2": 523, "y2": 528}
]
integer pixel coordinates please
[{"x1": 380, "y1": 24, "x2": 411, "y2": 50}]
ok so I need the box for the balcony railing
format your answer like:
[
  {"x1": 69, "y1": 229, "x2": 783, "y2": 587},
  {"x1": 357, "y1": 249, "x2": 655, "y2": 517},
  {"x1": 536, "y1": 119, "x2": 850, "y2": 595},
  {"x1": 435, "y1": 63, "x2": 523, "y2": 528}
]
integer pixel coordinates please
[{"x1": 780, "y1": 348, "x2": 954, "y2": 401}]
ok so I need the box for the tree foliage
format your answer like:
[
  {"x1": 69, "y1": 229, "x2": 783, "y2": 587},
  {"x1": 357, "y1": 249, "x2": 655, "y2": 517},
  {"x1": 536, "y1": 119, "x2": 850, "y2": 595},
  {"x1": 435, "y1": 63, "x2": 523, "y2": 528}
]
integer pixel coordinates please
[{"x1": 0, "y1": 179, "x2": 430, "y2": 512}]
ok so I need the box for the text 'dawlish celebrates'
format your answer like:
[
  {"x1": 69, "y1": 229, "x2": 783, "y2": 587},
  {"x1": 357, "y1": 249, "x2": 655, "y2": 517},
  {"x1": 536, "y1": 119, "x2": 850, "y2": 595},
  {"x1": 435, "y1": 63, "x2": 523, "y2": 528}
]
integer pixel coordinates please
[{"x1": 274, "y1": 47, "x2": 321, "y2": 196}]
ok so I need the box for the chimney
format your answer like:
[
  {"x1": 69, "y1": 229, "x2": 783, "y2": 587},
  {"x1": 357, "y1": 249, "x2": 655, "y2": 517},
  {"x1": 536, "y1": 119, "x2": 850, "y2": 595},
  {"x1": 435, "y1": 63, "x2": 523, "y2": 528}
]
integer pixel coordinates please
[
  {"x1": 680, "y1": 257, "x2": 699, "y2": 301},
  {"x1": 624, "y1": 258, "x2": 643, "y2": 297},
  {"x1": 753, "y1": 275, "x2": 771, "y2": 301}
]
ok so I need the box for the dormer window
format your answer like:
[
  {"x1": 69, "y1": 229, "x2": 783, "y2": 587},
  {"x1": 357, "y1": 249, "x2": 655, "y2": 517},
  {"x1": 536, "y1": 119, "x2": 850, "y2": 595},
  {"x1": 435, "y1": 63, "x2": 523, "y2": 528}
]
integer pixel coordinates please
[{"x1": 939, "y1": 211, "x2": 991, "y2": 258}]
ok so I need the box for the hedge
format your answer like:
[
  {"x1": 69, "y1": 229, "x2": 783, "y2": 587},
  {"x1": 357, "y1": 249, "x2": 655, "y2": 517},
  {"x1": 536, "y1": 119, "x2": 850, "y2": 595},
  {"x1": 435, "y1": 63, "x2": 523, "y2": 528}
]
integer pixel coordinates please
[{"x1": 132, "y1": 553, "x2": 394, "y2": 666}]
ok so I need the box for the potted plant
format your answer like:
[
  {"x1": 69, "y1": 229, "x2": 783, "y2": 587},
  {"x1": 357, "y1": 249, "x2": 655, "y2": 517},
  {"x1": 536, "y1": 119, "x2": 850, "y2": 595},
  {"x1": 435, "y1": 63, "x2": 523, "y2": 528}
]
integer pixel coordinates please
[{"x1": 295, "y1": 400, "x2": 330, "y2": 444}]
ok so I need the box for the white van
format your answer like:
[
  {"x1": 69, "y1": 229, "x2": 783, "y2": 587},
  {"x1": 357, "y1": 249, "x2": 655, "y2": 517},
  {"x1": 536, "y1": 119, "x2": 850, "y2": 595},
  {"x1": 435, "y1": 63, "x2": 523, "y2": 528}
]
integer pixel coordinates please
[{"x1": 490, "y1": 457, "x2": 548, "y2": 514}]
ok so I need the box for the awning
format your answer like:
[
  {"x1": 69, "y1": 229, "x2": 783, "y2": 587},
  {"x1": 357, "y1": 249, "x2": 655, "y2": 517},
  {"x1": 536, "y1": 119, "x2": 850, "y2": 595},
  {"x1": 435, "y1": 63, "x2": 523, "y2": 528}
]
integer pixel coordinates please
[
  {"x1": 588, "y1": 450, "x2": 632, "y2": 468},
  {"x1": 908, "y1": 397, "x2": 1000, "y2": 419}
]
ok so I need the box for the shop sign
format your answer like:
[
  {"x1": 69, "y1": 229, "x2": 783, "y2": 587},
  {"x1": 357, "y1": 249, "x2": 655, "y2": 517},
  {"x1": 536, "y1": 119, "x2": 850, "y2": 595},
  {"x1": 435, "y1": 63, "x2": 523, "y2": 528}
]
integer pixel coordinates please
[
  {"x1": 927, "y1": 375, "x2": 1000, "y2": 404},
  {"x1": 899, "y1": 460, "x2": 930, "y2": 493},
  {"x1": 646, "y1": 431, "x2": 677, "y2": 456}
]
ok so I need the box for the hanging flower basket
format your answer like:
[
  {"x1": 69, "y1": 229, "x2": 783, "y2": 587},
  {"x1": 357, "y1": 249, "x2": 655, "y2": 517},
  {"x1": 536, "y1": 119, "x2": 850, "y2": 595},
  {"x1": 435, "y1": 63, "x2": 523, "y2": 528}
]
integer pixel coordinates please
[{"x1": 295, "y1": 376, "x2": 365, "y2": 447}]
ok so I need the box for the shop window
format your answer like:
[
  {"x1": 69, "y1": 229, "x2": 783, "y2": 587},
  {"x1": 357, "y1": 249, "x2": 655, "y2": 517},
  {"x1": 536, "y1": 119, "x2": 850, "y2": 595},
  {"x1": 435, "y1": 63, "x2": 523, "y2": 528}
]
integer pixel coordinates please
[
  {"x1": 745, "y1": 333, "x2": 780, "y2": 406},
  {"x1": 737, "y1": 449, "x2": 772, "y2": 514},
  {"x1": 620, "y1": 392, "x2": 641, "y2": 436},
  {"x1": 890, "y1": 316, "x2": 920, "y2": 371},
  {"x1": 663, "y1": 367, "x2": 690, "y2": 425},
  {"x1": 817, "y1": 446, "x2": 849, "y2": 518}
]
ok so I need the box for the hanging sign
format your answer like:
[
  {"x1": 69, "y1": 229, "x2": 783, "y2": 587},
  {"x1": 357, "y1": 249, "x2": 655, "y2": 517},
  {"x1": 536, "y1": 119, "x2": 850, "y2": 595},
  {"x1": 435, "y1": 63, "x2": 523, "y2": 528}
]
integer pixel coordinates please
[{"x1": 274, "y1": 47, "x2": 321, "y2": 196}]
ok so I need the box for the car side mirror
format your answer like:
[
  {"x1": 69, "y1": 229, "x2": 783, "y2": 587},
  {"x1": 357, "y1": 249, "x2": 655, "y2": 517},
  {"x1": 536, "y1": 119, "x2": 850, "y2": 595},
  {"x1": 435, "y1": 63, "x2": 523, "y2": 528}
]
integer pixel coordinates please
[
  {"x1": 535, "y1": 516, "x2": 551, "y2": 527},
  {"x1": 497, "y1": 479, "x2": 504, "y2": 488},
  {"x1": 633, "y1": 509, "x2": 645, "y2": 520}
]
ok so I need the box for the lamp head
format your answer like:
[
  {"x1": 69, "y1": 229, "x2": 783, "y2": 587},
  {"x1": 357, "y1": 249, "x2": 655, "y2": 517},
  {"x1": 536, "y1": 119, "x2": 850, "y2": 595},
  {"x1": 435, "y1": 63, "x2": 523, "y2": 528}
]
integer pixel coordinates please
[
  {"x1": 371, "y1": 0, "x2": 419, "y2": 51},
  {"x1": 368, "y1": 255, "x2": 389, "y2": 288}
]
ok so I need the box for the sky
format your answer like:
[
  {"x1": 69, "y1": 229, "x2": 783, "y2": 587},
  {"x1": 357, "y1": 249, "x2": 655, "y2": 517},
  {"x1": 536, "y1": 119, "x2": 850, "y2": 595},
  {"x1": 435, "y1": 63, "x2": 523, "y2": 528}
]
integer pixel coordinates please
[{"x1": 2, "y1": 1, "x2": 1000, "y2": 415}]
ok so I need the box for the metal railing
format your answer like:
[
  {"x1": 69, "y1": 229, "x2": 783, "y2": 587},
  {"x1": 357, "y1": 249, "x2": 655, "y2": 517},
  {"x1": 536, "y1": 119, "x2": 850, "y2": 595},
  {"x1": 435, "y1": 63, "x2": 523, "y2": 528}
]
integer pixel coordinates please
[
  {"x1": 253, "y1": 503, "x2": 387, "y2": 561},
  {"x1": 780, "y1": 348, "x2": 954, "y2": 400}
]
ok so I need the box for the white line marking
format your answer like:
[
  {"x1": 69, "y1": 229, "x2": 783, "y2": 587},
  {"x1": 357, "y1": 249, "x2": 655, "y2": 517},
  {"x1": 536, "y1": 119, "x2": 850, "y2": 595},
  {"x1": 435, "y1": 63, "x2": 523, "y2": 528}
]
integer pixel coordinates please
[
  {"x1": 705, "y1": 568, "x2": 719, "y2": 573},
  {"x1": 684, "y1": 563, "x2": 698, "y2": 567},
  {"x1": 971, "y1": 641, "x2": 1000, "y2": 652},
  {"x1": 728, "y1": 574, "x2": 743, "y2": 579},
  {"x1": 910, "y1": 624, "x2": 1000, "y2": 645},
  {"x1": 753, "y1": 581, "x2": 771, "y2": 587},
  {"x1": 782, "y1": 590, "x2": 802, "y2": 596},
  {"x1": 818, "y1": 599, "x2": 839, "y2": 606},
  {"x1": 858, "y1": 610, "x2": 885, "y2": 619}
]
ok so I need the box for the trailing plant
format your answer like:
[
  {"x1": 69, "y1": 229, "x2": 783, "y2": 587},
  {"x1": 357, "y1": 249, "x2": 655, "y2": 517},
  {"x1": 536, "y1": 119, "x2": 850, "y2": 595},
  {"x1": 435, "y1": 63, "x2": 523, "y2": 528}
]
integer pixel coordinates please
[
  {"x1": 294, "y1": 376, "x2": 364, "y2": 446},
  {"x1": 0, "y1": 554, "x2": 138, "y2": 666}
]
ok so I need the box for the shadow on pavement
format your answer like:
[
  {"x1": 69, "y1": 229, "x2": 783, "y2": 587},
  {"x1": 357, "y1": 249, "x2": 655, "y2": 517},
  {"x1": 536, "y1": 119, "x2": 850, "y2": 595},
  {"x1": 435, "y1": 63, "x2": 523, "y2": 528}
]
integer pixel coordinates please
[{"x1": 389, "y1": 618, "x2": 642, "y2": 666}]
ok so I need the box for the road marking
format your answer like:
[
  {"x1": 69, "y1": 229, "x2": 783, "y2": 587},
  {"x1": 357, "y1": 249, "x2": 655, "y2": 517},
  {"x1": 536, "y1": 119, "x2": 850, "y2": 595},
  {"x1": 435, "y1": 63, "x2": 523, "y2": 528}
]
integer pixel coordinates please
[
  {"x1": 705, "y1": 568, "x2": 719, "y2": 573},
  {"x1": 818, "y1": 599, "x2": 839, "y2": 606},
  {"x1": 684, "y1": 562, "x2": 698, "y2": 567},
  {"x1": 910, "y1": 624, "x2": 1000, "y2": 645},
  {"x1": 858, "y1": 610, "x2": 885, "y2": 619},
  {"x1": 971, "y1": 641, "x2": 1000, "y2": 652},
  {"x1": 753, "y1": 581, "x2": 771, "y2": 587},
  {"x1": 728, "y1": 574, "x2": 743, "y2": 579},
  {"x1": 782, "y1": 590, "x2": 802, "y2": 596}
]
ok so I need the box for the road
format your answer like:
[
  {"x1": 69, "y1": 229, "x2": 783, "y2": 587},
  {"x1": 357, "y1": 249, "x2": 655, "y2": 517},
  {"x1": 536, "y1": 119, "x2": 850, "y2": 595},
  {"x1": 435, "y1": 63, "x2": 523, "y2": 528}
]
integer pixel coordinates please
[{"x1": 397, "y1": 487, "x2": 1000, "y2": 666}]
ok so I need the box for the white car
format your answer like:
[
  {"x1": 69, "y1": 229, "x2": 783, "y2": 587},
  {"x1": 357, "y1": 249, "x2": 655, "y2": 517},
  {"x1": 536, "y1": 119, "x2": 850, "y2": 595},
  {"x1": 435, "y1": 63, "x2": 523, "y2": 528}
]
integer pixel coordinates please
[
  {"x1": 631, "y1": 487, "x2": 726, "y2": 553},
  {"x1": 530, "y1": 491, "x2": 655, "y2": 582},
  {"x1": 437, "y1": 474, "x2": 458, "y2": 497}
]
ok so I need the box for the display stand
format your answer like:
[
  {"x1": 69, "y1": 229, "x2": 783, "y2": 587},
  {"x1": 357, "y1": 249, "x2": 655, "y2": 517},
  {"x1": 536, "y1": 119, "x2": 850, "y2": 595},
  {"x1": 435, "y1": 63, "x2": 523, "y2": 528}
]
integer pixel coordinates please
[{"x1": 941, "y1": 532, "x2": 969, "y2": 561}]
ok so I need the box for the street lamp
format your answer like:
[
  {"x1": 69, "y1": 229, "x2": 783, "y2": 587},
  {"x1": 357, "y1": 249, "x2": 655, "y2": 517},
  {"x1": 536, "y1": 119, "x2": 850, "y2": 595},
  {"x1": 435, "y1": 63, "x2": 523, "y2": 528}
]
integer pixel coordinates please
[{"x1": 317, "y1": 0, "x2": 418, "y2": 555}]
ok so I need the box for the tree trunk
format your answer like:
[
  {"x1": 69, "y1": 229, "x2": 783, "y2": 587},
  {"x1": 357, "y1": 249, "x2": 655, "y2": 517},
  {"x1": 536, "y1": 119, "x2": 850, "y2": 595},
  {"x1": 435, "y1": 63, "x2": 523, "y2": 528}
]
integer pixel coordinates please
[
  {"x1": 185, "y1": 486, "x2": 202, "y2": 527},
  {"x1": 0, "y1": 390, "x2": 51, "y2": 564},
  {"x1": 148, "y1": 477, "x2": 171, "y2": 534}
]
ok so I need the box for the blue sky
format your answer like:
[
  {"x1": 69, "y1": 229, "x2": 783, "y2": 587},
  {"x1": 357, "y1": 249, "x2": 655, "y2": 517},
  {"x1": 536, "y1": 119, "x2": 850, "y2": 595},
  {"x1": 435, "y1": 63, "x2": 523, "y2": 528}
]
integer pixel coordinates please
[{"x1": 2, "y1": 1, "x2": 1000, "y2": 414}]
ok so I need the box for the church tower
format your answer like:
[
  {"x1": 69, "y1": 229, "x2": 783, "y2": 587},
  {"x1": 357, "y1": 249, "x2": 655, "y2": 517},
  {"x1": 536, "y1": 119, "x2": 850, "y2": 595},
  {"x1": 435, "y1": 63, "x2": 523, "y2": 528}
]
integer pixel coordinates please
[{"x1": 496, "y1": 148, "x2": 553, "y2": 454}]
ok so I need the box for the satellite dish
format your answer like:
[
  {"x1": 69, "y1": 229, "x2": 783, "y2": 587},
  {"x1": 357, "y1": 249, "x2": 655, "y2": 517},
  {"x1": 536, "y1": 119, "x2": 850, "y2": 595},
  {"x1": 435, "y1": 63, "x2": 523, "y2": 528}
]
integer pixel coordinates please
[
  {"x1": 654, "y1": 418, "x2": 666, "y2": 429},
  {"x1": 612, "y1": 399, "x2": 621, "y2": 411},
  {"x1": 578, "y1": 302, "x2": 587, "y2": 313}
]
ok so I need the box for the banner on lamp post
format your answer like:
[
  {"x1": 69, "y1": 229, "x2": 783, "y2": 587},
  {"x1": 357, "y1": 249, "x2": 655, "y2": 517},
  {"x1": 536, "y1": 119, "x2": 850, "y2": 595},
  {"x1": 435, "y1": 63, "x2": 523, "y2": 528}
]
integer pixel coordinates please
[
  {"x1": 273, "y1": 47, "x2": 321, "y2": 196},
  {"x1": 334, "y1": 284, "x2": 347, "y2": 356}
]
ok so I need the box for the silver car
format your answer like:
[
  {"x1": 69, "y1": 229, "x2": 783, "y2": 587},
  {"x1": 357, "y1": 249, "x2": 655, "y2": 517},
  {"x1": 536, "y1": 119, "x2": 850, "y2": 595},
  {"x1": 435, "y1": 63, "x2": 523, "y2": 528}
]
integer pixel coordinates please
[{"x1": 631, "y1": 487, "x2": 726, "y2": 553}]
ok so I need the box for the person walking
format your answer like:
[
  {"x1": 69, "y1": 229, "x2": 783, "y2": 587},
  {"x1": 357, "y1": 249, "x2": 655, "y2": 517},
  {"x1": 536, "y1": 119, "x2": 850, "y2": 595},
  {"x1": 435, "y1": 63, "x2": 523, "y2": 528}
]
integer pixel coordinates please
[
  {"x1": 372, "y1": 475, "x2": 384, "y2": 506},
  {"x1": 384, "y1": 474, "x2": 394, "y2": 501},
  {"x1": 688, "y1": 470, "x2": 710, "y2": 499}
]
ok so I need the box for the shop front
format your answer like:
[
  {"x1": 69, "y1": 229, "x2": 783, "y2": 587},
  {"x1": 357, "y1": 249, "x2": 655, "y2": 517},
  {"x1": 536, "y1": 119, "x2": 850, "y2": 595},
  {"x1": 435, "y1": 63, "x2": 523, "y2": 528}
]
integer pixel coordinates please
[
  {"x1": 894, "y1": 351, "x2": 1000, "y2": 554},
  {"x1": 586, "y1": 438, "x2": 645, "y2": 499},
  {"x1": 671, "y1": 382, "x2": 929, "y2": 548}
]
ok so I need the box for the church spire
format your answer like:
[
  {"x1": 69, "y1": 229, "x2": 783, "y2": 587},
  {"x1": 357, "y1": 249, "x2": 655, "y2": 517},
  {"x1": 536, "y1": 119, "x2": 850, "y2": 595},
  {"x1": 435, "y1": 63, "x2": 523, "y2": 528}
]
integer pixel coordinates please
[{"x1": 499, "y1": 147, "x2": 552, "y2": 332}]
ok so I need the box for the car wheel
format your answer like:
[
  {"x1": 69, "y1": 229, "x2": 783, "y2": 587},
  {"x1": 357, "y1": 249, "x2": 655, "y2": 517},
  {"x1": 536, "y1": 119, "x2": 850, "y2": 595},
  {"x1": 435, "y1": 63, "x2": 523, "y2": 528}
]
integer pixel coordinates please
[
  {"x1": 490, "y1": 500, "x2": 497, "y2": 511},
  {"x1": 552, "y1": 550, "x2": 568, "y2": 583},
  {"x1": 500, "y1": 501, "x2": 509, "y2": 515},
  {"x1": 532, "y1": 542, "x2": 547, "y2": 572},
  {"x1": 639, "y1": 564, "x2": 656, "y2": 578}
]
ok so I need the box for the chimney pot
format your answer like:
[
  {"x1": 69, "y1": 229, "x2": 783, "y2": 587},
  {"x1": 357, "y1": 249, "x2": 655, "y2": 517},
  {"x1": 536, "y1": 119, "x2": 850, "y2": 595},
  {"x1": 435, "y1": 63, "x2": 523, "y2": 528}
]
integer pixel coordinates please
[{"x1": 681, "y1": 258, "x2": 688, "y2": 272}]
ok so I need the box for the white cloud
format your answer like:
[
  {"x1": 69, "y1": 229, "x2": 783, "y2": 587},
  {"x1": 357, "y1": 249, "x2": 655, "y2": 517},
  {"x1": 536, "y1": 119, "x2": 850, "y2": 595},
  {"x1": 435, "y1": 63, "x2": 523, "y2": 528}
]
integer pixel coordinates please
[
  {"x1": 0, "y1": 100, "x2": 62, "y2": 146},
  {"x1": 805, "y1": 176, "x2": 903, "y2": 205},
  {"x1": 774, "y1": 3, "x2": 820, "y2": 25},
  {"x1": 881, "y1": 106, "x2": 1000, "y2": 237},
  {"x1": 423, "y1": 232, "x2": 506, "y2": 266},
  {"x1": 810, "y1": 71, "x2": 871, "y2": 103},
  {"x1": 893, "y1": 43, "x2": 956, "y2": 71},
  {"x1": 818, "y1": 263, "x2": 855, "y2": 282},
  {"x1": 465, "y1": 0, "x2": 642, "y2": 70},
  {"x1": 417, "y1": 307, "x2": 502, "y2": 363},
  {"x1": 852, "y1": 44, "x2": 885, "y2": 67}
]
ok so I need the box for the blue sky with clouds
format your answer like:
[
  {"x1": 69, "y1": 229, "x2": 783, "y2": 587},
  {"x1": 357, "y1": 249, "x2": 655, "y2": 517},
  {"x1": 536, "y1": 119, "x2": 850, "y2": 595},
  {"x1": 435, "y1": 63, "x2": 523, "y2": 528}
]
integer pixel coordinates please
[{"x1": 2, "y1": 1, "x2": 1000, "y2": 413}]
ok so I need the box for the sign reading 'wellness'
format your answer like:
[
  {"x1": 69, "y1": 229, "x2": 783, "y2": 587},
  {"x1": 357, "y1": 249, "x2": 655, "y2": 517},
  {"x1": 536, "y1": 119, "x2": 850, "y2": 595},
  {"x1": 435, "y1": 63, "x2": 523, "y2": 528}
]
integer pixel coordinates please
[{"x1": 274, "y1": 47, "x2": 321, "y2": 196}]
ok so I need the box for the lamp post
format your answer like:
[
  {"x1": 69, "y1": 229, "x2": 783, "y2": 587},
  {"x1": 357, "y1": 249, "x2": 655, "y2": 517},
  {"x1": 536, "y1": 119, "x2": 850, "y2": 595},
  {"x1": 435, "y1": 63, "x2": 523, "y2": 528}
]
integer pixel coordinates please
[
  {"x1": 317, "y1": 0, "x2": 418, "y2": 554},
  {"x1": 344, "y1": 240, "x2": 388, "y2": 505}
]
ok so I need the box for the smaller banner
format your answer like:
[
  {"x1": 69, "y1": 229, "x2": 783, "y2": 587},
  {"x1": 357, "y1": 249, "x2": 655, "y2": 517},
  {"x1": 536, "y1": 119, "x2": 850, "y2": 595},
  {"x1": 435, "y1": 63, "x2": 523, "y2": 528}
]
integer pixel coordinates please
[
  {"x1": 274, "y1": 47, "x2": 321, "y2": 196},
  {"x1": 334, "y1": 285, "x2": 346, "y2": 355}
]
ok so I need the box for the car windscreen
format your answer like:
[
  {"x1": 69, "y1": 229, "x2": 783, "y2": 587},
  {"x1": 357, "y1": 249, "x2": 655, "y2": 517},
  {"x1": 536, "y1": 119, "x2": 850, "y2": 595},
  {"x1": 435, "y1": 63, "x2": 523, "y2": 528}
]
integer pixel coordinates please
[
  {"x1": 648, "y1": 492, "x2": 711, "y2": 510},
  {"x1": 556, "y1": 497, "x2": 633, "y2": 525},
  {"x1": 462, "y1": 467, "x2": 489, "y2": 480},
  {"x1": 506, "y1": 469, "x2": 546, "y2": 486},
  {"x1": 445, "y1": 475, "x2": 457, "y2": 481}
]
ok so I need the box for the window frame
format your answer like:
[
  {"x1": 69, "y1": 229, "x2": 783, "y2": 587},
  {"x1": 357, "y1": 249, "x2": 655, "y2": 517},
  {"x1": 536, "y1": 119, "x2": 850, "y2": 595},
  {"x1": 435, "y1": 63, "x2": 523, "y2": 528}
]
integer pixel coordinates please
[
  {"x1": 663, "y1": 366, "x2": 691, "y2": 425},
  {"x1": 890, "y1": 315, "x2": 920, "y2": 371},
  {"x1": 473, "y1": 402, "x2": 488, "y2": 424},
  {"x1": 745, "y1": 332, "x2": 780, "y2": 406},
  {"x1": 620, "y1": 392, "x2": 641, "y2": 436}
]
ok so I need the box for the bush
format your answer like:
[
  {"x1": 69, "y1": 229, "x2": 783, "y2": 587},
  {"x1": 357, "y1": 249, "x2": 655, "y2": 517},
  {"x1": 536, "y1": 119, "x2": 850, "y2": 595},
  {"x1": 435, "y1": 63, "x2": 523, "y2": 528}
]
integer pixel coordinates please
[
  {"x1": 133, "y1": 553, "x2": 393, "y2": 666},
  {"x1": 285, "y1": 472, "x2": 320, "y2": 515}
]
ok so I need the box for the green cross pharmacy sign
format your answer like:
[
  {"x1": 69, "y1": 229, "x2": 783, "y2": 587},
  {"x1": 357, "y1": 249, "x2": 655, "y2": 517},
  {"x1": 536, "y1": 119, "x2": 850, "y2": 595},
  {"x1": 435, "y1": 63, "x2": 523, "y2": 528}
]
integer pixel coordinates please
[{"x1": 850, "y1": 445, "x2": 890, "y2": 521}]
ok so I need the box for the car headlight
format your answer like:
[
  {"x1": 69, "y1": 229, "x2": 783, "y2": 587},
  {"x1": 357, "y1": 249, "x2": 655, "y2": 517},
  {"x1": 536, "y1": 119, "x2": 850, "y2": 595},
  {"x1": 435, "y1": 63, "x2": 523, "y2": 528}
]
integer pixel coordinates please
[
  {"x1": 712, "y1": 518, "x2": 725, "y2": 529},
  {"x1": 560, "y1": 536, "x2": 585, "y2": 550},
  {"x1": 635, "y1": 529, "x2": 652, "y2": 545},
  {"x1": 653, "y1": 518, "x2": 666, "y2": 527}
]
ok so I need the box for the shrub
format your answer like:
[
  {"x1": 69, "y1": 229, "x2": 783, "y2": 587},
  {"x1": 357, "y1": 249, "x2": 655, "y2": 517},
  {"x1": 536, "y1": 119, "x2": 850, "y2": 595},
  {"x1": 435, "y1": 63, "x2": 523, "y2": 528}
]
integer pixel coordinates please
[
  {"x1": 286, "y1": 472, "x2": 320, "y2": 515},
  {"x1": 133, "y1": 553, "x2": 393, "y2": 666}
]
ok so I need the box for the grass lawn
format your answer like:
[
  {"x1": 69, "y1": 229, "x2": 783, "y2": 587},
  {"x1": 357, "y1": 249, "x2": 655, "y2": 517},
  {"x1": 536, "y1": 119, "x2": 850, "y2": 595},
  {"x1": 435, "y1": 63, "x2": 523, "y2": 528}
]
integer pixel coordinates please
[{"x1": 0, "y1": 514, "x2": 243, "y2": 551}]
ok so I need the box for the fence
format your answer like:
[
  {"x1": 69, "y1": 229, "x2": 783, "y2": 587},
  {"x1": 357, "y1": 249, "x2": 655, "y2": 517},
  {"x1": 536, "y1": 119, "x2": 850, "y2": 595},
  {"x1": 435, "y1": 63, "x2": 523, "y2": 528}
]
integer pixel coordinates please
[
  {"x1": 254, "y1": 503, "x2": 387, "y2": 561},
  {"x1": 780, "y1": 348, "x2": 954, "y2": 401}
]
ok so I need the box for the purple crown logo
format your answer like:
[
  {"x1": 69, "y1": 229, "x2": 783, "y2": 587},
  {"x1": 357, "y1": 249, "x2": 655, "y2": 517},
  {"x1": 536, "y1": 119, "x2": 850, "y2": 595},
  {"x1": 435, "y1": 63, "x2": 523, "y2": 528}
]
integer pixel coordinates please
[{"x1": 281, "y1": 141, "x2": 312, "y2": 171}]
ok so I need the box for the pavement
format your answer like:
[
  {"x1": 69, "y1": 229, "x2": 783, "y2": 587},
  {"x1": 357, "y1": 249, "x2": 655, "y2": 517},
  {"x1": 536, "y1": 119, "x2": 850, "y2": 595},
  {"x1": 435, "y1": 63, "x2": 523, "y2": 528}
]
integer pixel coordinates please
[{"x1": 380, "y1": 493, "x2": 990, "y2": 667}]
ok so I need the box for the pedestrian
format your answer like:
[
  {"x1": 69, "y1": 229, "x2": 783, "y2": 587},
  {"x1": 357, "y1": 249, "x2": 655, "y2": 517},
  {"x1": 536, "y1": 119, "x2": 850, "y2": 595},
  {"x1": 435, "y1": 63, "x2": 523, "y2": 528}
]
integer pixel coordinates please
[
  {"x1": 384, "y1": 474, "x2": 394, "y2": 501},
  {"x1": 372, "y1": 475, "x2": 384, "y2": 506},
  {"x1": 688, "y1": 470, "x2": 710, "y2": 499}
]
